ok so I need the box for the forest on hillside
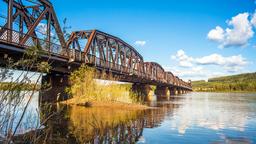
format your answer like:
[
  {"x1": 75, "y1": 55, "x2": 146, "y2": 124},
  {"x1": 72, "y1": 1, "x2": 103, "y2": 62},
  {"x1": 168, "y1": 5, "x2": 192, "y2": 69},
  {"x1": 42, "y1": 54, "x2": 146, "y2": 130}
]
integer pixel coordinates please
[{"x1": 192, "y1": 73, "x2": 256, "y2": 92}]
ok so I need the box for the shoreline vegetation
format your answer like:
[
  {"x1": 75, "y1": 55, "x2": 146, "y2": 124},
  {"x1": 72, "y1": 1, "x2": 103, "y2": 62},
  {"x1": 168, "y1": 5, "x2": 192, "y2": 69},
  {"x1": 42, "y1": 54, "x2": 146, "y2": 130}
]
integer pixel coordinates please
[
  {"x1": 192, "y1": 72, "x2": 256, "y2": 93},
  {"x1": 0, "y1": 82, "x2": 40, "y2": 91},
  {"x1": 63, "y1": 65, "x2": 148, "y2": 109}
]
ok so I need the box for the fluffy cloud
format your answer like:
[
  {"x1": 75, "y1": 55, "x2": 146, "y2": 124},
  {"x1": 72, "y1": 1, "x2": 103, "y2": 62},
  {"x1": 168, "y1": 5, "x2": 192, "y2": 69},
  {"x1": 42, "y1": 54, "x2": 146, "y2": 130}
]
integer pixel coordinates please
[
  {"x1": 207, "y1": 13, "x2": 254, "y2": 48},
  {"x1": 173, "y1": 66, "x2": 204, "y2": 77},
  {"x1": 164, "y1": 66, "x2": 225, "y2": 81},
  {"x1": 195, "y1": 54, "x2": 247, "y2": 67},
  {"x1": 207, "y1": 26, "x2": 225, "y2": 43},
  {"x1": 134, "y1": 40, "x2": 146, "y2": 46},
  {"x1": 196, "y1": 54, "x2": 248, "y2": 73},
  {"x1": 171, "y1": 49, "x2": 248, "y2": 70},
  {"x1": 170, "y1": 50, "x2": 249, "y2": 80},
  {"x1": 37, "y1": 23, "x2": 48, "y2": 35},
  {"x1": 171, "y1": 50, "x2": 193, "y2": 67},
  {"x1": 36, "y1": 23, "x2": 54, "y2": 36}
]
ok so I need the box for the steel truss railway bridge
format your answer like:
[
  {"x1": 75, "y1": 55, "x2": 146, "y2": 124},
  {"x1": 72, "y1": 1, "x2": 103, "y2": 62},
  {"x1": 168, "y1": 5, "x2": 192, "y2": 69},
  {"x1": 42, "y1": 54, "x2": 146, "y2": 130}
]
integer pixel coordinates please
[{"x1": 0, "y1": 0, "x2": 192, "y2": 102}]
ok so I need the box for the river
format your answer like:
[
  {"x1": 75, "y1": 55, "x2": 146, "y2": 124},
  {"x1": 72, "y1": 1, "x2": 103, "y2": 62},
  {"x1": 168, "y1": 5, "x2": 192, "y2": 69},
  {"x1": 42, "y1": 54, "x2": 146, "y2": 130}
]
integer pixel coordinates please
[{"x1": 2, "y1": 92, "x2": 256, "y2": 143}]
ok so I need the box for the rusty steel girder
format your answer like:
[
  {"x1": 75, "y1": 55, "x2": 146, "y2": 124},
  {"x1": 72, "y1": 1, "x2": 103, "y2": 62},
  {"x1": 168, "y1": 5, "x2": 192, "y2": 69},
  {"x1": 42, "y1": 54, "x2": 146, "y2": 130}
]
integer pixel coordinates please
[
  {"x1": 67, "y1": 30, "x2": 145, "y2": 76},
  {"x1": 0, "y1": 0, "x2": 66, "y2": 55},
  {"x1": 143, "y1": 62, "x2": 166, "y2": 83},
  {"x1": 166, "y1": 72, "x2": 175, "y2": 85}
]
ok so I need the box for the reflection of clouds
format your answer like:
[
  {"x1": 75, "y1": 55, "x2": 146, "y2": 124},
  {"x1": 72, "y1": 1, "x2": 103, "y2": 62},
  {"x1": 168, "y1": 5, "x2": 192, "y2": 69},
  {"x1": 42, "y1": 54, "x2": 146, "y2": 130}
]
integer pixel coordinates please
[
  {"x1": 170, "y1": 93, "x2": 254, "y2": 134},
  {"x1": 0, "y1": 91, "x2": 40, "y2": 135},
  {"x1": 214, "y1": 134, "x2": 252, "y2": 144}
]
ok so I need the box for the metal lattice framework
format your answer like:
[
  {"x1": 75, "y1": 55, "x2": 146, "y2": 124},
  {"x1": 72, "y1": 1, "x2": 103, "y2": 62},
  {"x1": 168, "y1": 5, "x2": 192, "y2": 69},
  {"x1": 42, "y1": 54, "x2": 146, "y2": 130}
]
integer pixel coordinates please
[
  {"x1": 143, "y1": 62, "x2": 166, "y2": 83},
  {"x1": 67, "y1": 30, "x2": 145, "y2": 76},
  {"x1": 0, "y1": 0, "x2": 192, "y2": 90},
  {"x1": 0, "y1": 0, "x2": 66, "y2": 54}
]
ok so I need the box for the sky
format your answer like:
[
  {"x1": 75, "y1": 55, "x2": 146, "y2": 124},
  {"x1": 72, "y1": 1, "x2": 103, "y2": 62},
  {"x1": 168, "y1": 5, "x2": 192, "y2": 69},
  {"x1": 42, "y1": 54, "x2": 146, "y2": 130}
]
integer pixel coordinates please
[{"x1": 4, "y1": 0, "x2": 256, "y2": 81}]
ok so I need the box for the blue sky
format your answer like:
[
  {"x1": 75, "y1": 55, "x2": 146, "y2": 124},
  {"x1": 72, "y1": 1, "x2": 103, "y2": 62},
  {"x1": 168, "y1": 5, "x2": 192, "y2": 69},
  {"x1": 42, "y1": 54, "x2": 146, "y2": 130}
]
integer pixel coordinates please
[{"x1": 52, "y1": 0, "x2": 256, "y2": 80}]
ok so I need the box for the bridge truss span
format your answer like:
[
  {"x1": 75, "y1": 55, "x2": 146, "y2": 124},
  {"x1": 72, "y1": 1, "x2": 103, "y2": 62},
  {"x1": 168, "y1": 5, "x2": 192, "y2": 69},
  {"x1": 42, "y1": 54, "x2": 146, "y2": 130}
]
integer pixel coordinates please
[
  {"x1": 0, "y1": 0, "x2": 67, "y2": 55},
  {"x1": 67, "y1": 30, "x2": 145, "y2": 77},
  {"x1": 67, "y1": 30, "x2": 191, "y2": 89},
  {"x1": 0, "y1": 0, "x2": 192, "y2": 91}
]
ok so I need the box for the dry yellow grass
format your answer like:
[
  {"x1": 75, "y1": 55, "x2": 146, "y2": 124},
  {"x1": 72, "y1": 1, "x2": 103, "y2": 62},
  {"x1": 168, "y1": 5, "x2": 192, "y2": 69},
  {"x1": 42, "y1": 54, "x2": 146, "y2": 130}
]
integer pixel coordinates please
[{"x1": 64, "y1": 65, "x2": 146, "y2": 108}]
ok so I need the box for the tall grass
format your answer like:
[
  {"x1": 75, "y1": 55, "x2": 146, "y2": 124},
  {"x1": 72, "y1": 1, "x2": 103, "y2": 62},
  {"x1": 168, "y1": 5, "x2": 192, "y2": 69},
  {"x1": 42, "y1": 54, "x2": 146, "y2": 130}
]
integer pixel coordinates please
[{"x1": 65, "y1": 65, "x2": 141, "y2": 105}]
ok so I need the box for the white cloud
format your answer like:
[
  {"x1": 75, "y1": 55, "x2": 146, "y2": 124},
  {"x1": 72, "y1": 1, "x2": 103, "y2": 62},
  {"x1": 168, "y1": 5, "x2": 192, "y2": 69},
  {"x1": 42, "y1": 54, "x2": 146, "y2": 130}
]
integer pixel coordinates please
[
  {"x1": 164, "y1": 66, "x2": 224, "y2": 81},
  {"x1": 207, "y1": 12, "x2": 254, "y2": 48},
  {"x1": 207, "y1": 26, "x2": 224, "y2": 43},
  {"x1": 169, "y1": 50, "x2": 249, "y2": 80},
  {"x1": 171, "y1": 49, "x2": 194, "y2": 67},
  {"x1": 196, "y1": 54, "x2": 247, "y2": 67},
  {"x1": 175, "y1": 66, "x2": 205, "y2": 77},
  {"x1": 37, "y1": 23, "x2": 48, "y2": 35},
  {"x1": 172, "y1": 49, "x2": 248, "y2": 70},
  {"x1": 36, "y1": 23, "x2": 54, "y2": 36},
  {"x1": 172, "y1": 50, "x2": 248, "y2": 71},
  {"x1": 134, "y1": 40, "x2": 146, "y2": 46}
]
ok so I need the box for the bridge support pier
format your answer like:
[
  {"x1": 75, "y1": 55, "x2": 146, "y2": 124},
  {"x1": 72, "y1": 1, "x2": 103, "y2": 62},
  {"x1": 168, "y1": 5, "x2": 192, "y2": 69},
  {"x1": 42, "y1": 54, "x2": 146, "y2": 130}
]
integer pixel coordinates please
[
  {"x1": 168, "y1": 87, "x2": 176, "y2": 95},
  {"x1": 131, "y1": 83, "x2": 153, "y2": 101},
  {"x1": 173, "y1": 87, "x2": 179, "y2": 95},
  {"x1": 40, "y1": 73, "x2": 70, "y2": 103},
  {"x1": 155, "y1": 86, "x2": 170, "y2": 99},
  {"x1": 178, "y1": 88, "x2": 183, "y2": 95}
]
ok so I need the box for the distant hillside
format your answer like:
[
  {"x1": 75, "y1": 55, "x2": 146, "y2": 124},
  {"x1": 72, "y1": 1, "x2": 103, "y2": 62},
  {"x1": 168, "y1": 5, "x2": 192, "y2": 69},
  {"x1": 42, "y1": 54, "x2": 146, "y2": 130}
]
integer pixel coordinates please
[
  {"x1": 209, "y1": 73, "x2": 256, "y2": 83},
  {"x1": 192, "y1": 73, "x2": 256, "y2": 92}
]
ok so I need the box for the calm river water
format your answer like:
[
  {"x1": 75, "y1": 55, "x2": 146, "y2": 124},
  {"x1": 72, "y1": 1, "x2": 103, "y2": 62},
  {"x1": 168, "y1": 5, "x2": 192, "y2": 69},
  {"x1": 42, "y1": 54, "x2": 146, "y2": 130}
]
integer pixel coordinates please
[{"x1": 7, "y1": 92, "x2": 256, "y2": 143}]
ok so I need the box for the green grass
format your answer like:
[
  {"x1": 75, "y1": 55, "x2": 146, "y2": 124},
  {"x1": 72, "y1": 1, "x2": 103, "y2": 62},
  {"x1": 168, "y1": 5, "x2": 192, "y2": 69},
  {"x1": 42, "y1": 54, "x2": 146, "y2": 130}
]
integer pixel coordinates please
[{"x1": 192, "y1": 72, "x2": 256, "y2": 92}]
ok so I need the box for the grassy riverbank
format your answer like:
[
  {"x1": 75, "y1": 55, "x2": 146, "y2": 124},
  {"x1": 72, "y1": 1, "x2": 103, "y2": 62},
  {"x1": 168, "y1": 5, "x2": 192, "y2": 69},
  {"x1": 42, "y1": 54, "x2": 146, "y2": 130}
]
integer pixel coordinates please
[
  {"x1": 192, "y1": 72, "x2": 256, "y2": 92},
  {"x1": 64, "y1": 65, "x2": 146, "y2": 108}
]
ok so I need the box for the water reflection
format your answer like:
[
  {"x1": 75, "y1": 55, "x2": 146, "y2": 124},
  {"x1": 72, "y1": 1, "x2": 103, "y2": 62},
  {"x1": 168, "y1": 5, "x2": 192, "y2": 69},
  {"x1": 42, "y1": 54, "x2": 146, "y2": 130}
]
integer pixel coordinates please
[
  {"x1": 170, "y1": 93, "x2": 256, "y2": 134},
  {"x1": 0, "y1": 91, "x2": 40, "y2": 136},
  {"x1": 66, "y1": 106, "x2": 145, "y2": 143},
  {"x1": 7, "y1": 92, "x2": 256, "y2": 143},
  {"x1": 39, "y1": 93, "x2": 256, "y2": 143},
  {"x1": 140, "y1": 93, "x2": 256, "y2": 144}
]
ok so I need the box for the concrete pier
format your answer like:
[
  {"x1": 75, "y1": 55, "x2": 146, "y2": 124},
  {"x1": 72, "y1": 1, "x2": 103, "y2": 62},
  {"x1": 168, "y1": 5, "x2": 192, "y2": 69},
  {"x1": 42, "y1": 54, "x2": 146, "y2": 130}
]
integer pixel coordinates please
[
  {"x1": 131, "y1": 83, "x2": 153, "y2": 101},
  {"x1": 155, "y1": 86, "x2": 170, "y2": 99},
  {"x1": 40, "y1": 73, "x2": 70, "y2": 103}
]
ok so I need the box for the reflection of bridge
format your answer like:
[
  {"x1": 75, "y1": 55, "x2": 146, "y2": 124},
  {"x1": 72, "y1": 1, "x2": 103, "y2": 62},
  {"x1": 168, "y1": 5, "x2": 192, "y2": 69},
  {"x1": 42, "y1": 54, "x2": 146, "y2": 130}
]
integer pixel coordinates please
[{"x1": 0, "y1": 0, "x2": 192, "y2": 102}]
